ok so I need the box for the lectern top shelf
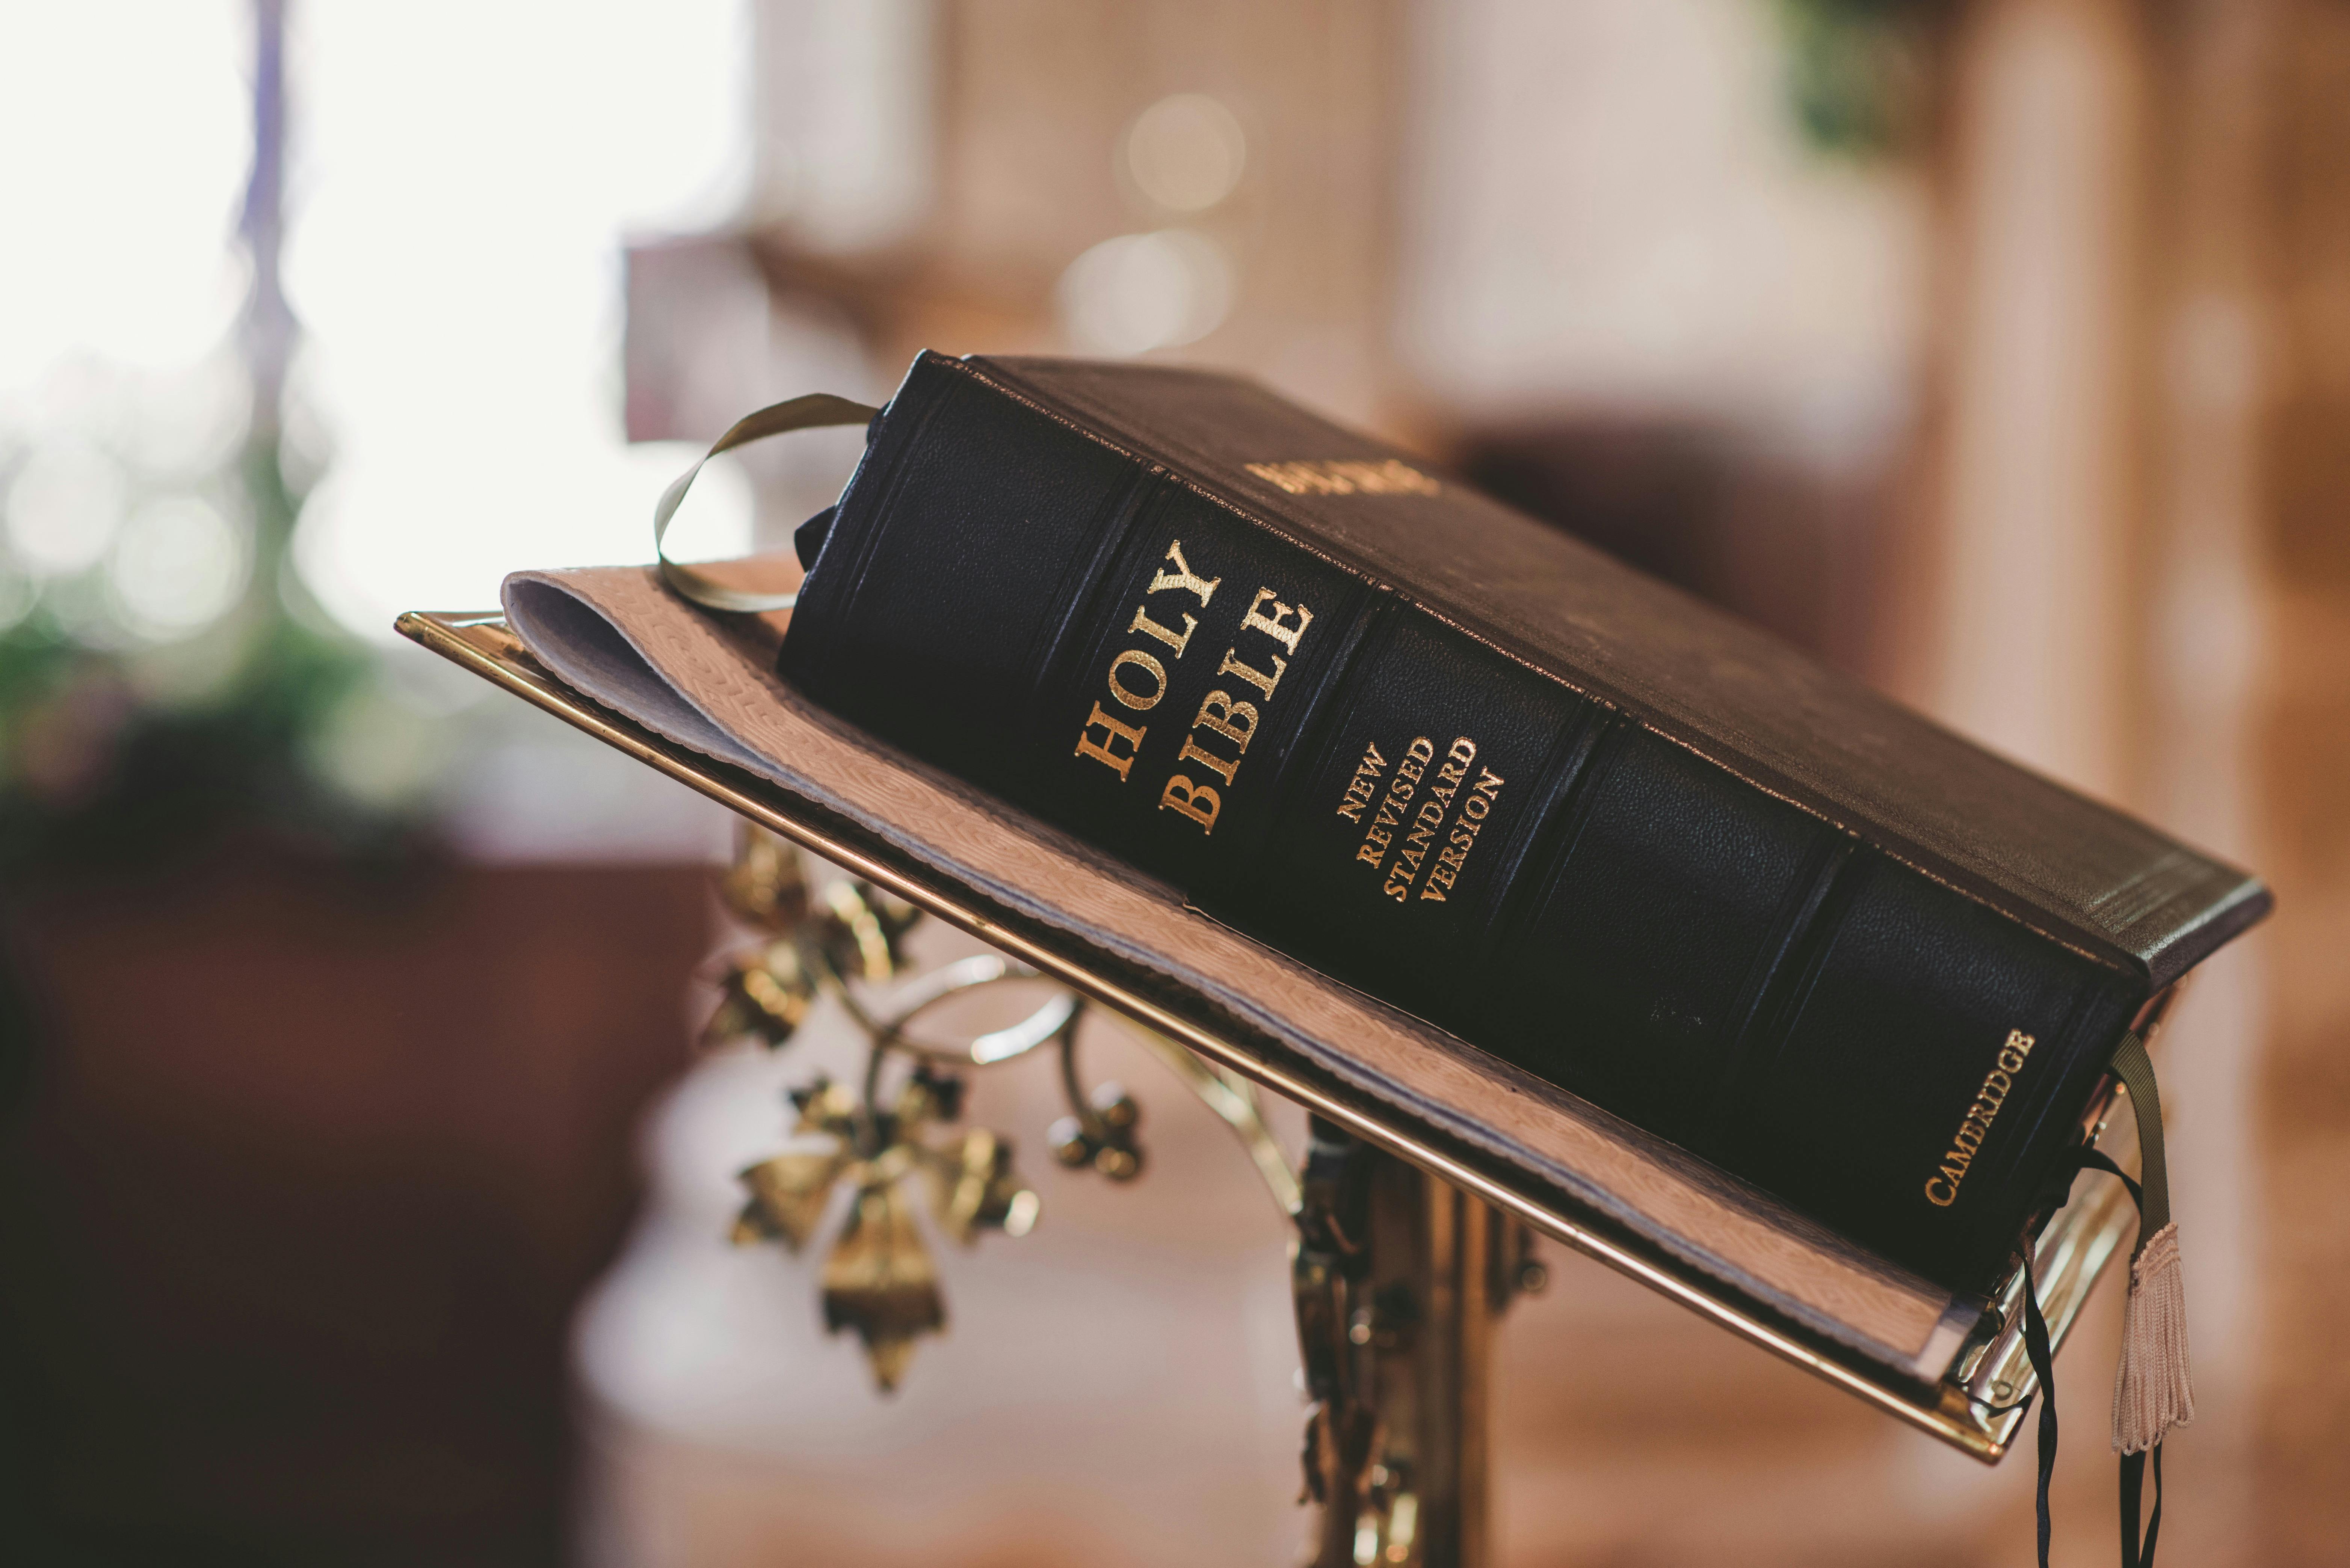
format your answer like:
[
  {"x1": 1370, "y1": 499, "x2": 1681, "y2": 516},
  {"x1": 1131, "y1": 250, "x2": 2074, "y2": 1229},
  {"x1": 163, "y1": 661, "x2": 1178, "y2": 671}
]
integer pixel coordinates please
[{"x1": 397, "y1": 584, "x2": 2144, "y2": 1463}]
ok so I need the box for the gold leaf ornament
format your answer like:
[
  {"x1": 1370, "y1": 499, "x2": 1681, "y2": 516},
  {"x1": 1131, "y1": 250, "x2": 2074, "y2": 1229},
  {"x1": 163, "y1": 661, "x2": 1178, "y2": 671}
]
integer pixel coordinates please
[
  {"x1": 929, "y1": 1127, "x2": 1041, "y2": 1245},
  {"x1": 790, "y1": 1074, "x2": 863, "y2": 1137},
  {"x1": 734, "y1": 1150, "x2": 849, "y2": 1250},
  {"x1": 821, "y1": 1184, "x2": 945, "y2": 1391},
  {"x1": 717, "y1": 826, "x2": 813, "y2": 933},
  {"x1": 701, "y1": 940, "x2": 818, "y2": 1050},
  {"x1": 812, "y1": 879, "x2": 921, "y2": 984}
]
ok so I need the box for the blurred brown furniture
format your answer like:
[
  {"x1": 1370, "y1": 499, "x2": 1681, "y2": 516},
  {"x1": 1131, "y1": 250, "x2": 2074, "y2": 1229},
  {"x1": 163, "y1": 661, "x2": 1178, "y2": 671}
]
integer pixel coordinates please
[{"x1": 0, "y1": 847, "x2": 708, "y2": 1566}]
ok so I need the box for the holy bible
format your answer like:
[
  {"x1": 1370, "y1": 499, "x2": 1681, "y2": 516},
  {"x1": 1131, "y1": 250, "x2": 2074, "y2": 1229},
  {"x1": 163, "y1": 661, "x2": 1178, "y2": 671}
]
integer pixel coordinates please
[{"x1": 774, "y1": 351, "x2": 2268, "y2": 1295}]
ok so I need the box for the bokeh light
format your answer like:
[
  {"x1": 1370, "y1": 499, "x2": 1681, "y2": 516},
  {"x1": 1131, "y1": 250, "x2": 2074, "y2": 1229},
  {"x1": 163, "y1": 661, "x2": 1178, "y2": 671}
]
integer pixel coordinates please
[
  {"x1": 282, "y1": 0, "x2": 751, "y2": 640},
  {"x1": 1057, "y1": 229, "x2": 1233, "y2": 357},
  {"x1": 4, "y1": 447, "x2": 129, "y2": 577},
  {"x1": 1124, "y1": 94, "x2": 1247, "y2": 214},
  {"x1": 0, "y1": 3, "x2": 249, "y2": 399},
  {"x1": 107, "y1": 496, "x2": 249, "y2": 642}
]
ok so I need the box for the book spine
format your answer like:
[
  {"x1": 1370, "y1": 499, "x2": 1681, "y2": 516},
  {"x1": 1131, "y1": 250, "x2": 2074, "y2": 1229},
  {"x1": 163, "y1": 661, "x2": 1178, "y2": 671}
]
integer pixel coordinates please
[{"x1": 783, "y1": 357, "x2": 2141, "y2": 1292}]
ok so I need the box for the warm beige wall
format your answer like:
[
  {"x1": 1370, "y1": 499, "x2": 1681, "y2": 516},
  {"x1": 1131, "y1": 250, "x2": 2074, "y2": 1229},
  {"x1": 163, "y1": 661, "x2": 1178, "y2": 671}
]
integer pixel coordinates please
[
  {"x1": 2250, "y1": 3, "x2": 2350, "y2": 1559},
  {"x1": 747, "y1": 0, "x2": 1413, "y2": 429},
  {"x1": 1923, "y1": 0, "x2": 2143, "y2": 802},
  {"x1": 1920, "y1": 3, "x2": 2291, "y2": 1561}
]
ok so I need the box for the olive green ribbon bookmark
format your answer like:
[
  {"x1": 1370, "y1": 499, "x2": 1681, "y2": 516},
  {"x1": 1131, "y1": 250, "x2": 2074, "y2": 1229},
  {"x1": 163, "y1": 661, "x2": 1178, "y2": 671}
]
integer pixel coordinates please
[{"x1": 652, "y1": 392, "x2": 880, "y2": 614}]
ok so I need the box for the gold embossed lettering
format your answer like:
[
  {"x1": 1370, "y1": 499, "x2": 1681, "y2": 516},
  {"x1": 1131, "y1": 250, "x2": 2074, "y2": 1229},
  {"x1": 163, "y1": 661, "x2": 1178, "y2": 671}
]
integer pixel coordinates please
[
  {"x1": 1921, "y1": 1029, "x2": 2040, "y2": 1206},
  {"x1": 1106, "y1": 648, "x2": 1168, "y2": 711},
  {"x1": 1423, "y1": 830, "x2": 1473, "y2": 902},
  {"x1": 1073, "y1": 702, "x2": 1147, "y2": 780},
  {"x1": 1149, "y1": 540, "x2": 1220, "y2": 606},
  {"x1": 1128, "y1": 604, "x2": 1198, "y2": 656},
  {"x1": 1216, "y1": 645, "x2": 1286, "y2": 699},
  {"x1": 1427, "y1": 756, "x2": 1466, "y2": 808},
  {"x1": 1420, "y1": 762, "x2": 1503, "y2": 901},
  {"x1": 1397, "y1": 797, "x2": 1445, "y2": 885},
  {"x1": 1160, "y1": 773, "x2": 1220, "y2": 832},
  {"x1": 1358, "y1": 737, "x2": 1434, "y2": 877},
  {"x1": 1175, "y1": 735, "x2": 1240, "y2": 786},
  {"x1": 1194, "y1": 690, "x2": 1258, "y2": 750},
  {"x1": 1336, "y1": 741, "x2": 1389, "y2": 824},
  {"x1": 1244, "y1": 459, "x2": 1440, "y2": 497},
  {"x1": 1238, "y1": 587, "x2": 1314, "y2": 653}
]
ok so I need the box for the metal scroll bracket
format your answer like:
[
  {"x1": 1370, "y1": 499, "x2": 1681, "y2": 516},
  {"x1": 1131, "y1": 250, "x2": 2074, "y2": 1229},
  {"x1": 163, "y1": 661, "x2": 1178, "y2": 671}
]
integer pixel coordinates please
[{"x1": 703, "y1": 819, "x2": 1529, "y2": 1566}]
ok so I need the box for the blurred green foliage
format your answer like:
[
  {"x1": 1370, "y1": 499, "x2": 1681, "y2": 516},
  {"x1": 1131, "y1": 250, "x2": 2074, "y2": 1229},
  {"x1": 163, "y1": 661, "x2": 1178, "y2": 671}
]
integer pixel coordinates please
[
  {"x1": 0, "y1": 427, "x2": 421, "y2": 877},
  {"x1": 1778, "y1": 0, "x2": 1948, "y2": 158}
]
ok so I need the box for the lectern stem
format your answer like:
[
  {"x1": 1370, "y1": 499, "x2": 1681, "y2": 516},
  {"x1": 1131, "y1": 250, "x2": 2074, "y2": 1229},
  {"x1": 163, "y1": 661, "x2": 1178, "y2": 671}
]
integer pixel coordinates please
[
  {"x1": 1422, "y1": 1168, "x2": 1494, "y2": 1566},
  {"x1": 1298, "y1": 1138, "x2": 1502, "y2": 1568}
]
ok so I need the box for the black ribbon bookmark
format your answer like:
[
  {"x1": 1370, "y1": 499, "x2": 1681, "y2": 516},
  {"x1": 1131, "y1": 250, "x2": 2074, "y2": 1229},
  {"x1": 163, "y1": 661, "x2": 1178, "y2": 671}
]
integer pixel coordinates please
[
  {"x1": 2075, "y1": 1146, "x2": 2164, "y2": 1568},
  {"x1": 2017, "y1": 1140, "x2": 2167, "y2": 1568},
  {"x1": 2018, "y1": 1236, "x2": 2060, "y2": 1568}
]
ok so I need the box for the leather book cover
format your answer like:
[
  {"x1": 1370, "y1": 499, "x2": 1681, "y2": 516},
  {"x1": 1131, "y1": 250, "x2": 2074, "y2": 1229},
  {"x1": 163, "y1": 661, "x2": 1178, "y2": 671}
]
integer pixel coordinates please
[{"x1": 777, "y1": 350, "x2": 2269, "y2": 1292}]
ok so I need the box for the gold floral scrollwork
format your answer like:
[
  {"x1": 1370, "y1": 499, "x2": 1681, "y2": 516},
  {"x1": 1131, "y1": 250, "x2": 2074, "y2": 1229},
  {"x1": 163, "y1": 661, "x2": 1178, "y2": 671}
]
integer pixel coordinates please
[
  {"x1": 730, "y1": 1064, "x2": 1043, "y2": 1388},
  {"x1": 706, "y1": 825, "x2": 1291, "y2": 1395}
]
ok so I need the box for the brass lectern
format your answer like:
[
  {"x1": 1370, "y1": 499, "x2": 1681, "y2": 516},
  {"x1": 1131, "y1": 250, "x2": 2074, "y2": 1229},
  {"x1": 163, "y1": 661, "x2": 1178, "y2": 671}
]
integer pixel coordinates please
[{"x1": 399, "y1": 607, "x2": 2141, "y2": 1568}]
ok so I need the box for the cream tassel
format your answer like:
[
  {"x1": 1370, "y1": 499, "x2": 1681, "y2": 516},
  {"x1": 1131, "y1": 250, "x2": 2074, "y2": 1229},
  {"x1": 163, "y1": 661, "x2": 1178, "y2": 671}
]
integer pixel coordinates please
[
  {"x1": 2111, "y1": 1219, "x2": 2194, "y2": 1452},
  {"x1": 2107, "y1": 1030, "x2": 2194, "y2": 1455}
]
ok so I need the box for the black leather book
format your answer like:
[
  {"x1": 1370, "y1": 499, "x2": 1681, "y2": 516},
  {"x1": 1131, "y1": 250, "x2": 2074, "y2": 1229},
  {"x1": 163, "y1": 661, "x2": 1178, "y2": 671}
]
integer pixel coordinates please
[{"x1": 778, "y1": 350, "x2": 2270, "y2": 1293}]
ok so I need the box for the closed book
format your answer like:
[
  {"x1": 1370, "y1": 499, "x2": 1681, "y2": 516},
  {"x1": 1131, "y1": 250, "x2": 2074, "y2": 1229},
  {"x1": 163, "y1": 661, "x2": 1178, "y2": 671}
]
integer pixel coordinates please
[{"x1": 776, "y1": 350, "x2": 2269, "y2": 1294}]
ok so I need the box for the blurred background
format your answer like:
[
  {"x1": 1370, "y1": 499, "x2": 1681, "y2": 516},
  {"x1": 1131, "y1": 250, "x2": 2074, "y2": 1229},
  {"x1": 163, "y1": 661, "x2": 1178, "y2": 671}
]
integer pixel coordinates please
[{"x1": 0, "y1": 0, "x2": 2338, "y2": 1563}]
